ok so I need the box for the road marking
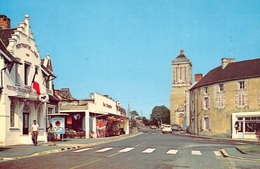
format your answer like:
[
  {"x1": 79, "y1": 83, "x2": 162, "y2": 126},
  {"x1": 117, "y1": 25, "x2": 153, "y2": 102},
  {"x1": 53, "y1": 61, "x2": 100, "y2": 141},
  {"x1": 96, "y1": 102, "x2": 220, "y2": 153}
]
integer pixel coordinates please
[
  {"x1": 95, "y1": 147, "x2": 113, "y2": 153},
  {"x1": 214, "y1": 151, "x2": 222, "y2": 156},
  {"x1": 191, "y1": 150, "x2": 202, "y2": 155},
  {"x1": 119, "y1": 147, "x2": 134, "y2": 153},
  {"x1": 166, "y1": 149, "x2": 178, "y2": 154},
  {"x1": 142, "y1": 148, "x2": 156, "y2": 153},
  {"x1": 73, "y1": 148, "x2": 92, "y2": 153}
]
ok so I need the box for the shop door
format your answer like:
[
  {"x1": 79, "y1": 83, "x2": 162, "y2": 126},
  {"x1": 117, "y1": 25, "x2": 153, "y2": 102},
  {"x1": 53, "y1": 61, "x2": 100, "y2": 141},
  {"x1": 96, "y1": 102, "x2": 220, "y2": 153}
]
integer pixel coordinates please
[
  {"x1": 236, "y1": 121, "x2": 244, "y2": 138},
  {"x1": 23, "y1": 113, "x2": 29, "y2": 134}
]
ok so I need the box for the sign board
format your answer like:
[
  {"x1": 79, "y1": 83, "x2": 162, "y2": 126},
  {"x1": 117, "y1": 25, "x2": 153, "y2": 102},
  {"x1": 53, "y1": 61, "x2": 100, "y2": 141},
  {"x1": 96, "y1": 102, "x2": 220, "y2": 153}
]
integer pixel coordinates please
[{"x1": 51, "y1": 117, "x2": 65, "y2": 134}]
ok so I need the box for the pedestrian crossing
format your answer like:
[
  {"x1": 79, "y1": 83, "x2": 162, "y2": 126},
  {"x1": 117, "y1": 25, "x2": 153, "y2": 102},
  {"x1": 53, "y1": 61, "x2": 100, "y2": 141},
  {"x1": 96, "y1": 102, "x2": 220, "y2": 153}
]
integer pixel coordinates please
[{"x1": 72, "y1": 146, "x2": 223, "y2": 157}]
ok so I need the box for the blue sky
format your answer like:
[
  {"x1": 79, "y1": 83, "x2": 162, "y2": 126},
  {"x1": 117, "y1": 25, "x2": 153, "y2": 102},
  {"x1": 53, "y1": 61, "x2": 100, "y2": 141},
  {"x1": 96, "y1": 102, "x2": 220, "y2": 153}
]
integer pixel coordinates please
[{"x1": 2, "y1": 0, "x2": 260, "y2": 119}]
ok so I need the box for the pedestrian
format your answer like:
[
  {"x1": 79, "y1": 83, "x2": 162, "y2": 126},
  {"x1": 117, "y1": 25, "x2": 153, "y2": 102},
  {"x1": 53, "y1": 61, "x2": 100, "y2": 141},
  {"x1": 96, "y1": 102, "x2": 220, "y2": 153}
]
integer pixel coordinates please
[
  {"x1": 30, "y1": 120, "x2": 39, "y2": 146},
  {"x1": 47, "y1": 123, "x2": 56, "y2": 146}
]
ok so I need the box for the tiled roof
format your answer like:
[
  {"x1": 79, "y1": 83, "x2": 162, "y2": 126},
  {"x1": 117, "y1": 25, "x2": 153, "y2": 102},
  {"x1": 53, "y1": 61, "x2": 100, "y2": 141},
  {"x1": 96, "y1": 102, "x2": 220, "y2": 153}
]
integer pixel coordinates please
[
  {"x1": 0, "y1": 40, "x2": 21, "y2": 64},
  {"x1": 190, "y1": 58, "x2": 260, "y2": 90},
  {"x1": 0, "y1": 28, "x2": 16, "y2": 47},
  {"x1": 174, "y1": 54, "x2": 189, "y2": 62}
]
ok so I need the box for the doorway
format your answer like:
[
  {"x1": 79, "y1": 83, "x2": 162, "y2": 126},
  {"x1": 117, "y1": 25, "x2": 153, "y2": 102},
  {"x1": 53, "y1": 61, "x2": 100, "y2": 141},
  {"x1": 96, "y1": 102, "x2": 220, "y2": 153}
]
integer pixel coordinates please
[{"x1": 23, "y1": 113, "x2": 29, "y2": 134}]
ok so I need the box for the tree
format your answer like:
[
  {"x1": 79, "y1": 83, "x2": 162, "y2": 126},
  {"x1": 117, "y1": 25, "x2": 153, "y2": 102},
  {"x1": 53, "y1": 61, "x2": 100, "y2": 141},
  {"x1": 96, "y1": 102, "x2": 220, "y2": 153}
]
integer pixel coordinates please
[
  {"x1": 150, "y1": 105, "x2": 170, "y2": 125},
  {"x1": 129, "y1": 110, "x2": 139, "y2": 127}
]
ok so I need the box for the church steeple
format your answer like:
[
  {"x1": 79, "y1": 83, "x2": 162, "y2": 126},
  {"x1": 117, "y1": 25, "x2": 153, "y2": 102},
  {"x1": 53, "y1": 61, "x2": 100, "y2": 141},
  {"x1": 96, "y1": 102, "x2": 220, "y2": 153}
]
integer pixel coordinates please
[{"x1": 172, "y1": 49, "x2": 192, "y2": 86}]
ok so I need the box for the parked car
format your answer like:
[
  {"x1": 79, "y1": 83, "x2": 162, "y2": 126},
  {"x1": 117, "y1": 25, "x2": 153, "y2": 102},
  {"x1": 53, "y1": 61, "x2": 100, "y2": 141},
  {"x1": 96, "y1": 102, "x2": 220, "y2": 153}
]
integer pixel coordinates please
[
  {"x1": 171, "y1": 124, "x2": 180, "y2": 131},
  {"x1": 160, "y1": 124, "x2": 165, "y2": 129},
  {"x1": 150, "y1": 125, "x2": 157, "y2": 129},
  {"x1": 162, "y1": 124, "x2": 172, "y2": 133}
]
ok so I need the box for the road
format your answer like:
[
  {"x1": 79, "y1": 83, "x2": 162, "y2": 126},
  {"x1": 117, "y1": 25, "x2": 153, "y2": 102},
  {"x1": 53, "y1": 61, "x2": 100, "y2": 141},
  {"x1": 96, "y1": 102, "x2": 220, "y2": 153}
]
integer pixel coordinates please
[{"x1": 1, "y1": 127, "x2": 259, "y2": 169}]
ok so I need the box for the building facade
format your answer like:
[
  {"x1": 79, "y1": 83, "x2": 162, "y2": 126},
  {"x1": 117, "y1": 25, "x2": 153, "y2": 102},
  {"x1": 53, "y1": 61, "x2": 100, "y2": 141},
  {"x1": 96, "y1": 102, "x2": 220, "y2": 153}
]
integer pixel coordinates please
[
  {"x1": 190, "y1": 58, "x2": 260, "y2": 139},
  {"x1": 57, "y1": 89, "x2": 129, "y2": 139},
  {"x1": 0, "y1": 15, "x2": 58, "y2": 145},
  {"x1": 170, "y1": 49, "x2": 192, "y2": 129}
]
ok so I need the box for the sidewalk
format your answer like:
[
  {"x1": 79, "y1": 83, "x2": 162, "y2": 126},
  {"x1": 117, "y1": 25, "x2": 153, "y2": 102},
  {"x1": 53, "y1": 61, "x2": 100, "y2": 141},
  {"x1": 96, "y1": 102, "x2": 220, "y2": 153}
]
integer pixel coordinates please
[
  {"x1": 0, "y1": 132, "x2": 142, "y2": 161},
  {"x1": 176, "y1": 131, "x2": 260, "y2": 161}
]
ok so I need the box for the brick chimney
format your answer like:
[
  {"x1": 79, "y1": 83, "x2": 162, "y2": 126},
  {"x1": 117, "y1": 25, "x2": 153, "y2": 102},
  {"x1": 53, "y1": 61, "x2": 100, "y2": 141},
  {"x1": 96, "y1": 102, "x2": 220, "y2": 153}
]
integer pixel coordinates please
[
  {"x1": 195, "y1": 74, "x2": 203, "y2": 82},
  {"x1": 221, "y1": 58, "x2": 234, "y2": 69},
  {"x1": 0, "y1": 15, "x2": 10, "y2": 29}
]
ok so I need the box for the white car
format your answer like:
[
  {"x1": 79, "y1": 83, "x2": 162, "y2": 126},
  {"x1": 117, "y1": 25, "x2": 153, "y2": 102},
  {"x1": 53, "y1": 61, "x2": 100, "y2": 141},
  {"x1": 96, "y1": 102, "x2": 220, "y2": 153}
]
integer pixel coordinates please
[{"x1": 162, "y1": 125, "x2": 172, "y2": 134}]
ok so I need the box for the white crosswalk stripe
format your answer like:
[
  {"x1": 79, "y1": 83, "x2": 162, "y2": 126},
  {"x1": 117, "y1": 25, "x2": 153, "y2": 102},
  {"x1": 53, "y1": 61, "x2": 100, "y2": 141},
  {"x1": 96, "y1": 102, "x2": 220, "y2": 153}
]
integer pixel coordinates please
[
  {"x1": 142, "y1": 148, "x2": 156, "y2": 153},
  {"x1": 214, "y1": 151, "x2": 222, "y2": 156},
  {"x1": 118, "y1": 147, "x2": 134, "y2": 153},
  {"x1": 73, "y1": 148, "x2": 92, "y2": 153},
  {"x1": 72, "y1": 146, "x2": 222, "y2": 157},
  {"x1": 166, "y1": 149, "x2": 178, "y2": 155},
  {"x1": 96, "y1": 147, "x2": 113, "y2": 153},
  {"x1": 191, "y1": 150, "x2": 202, "y2": 155}
]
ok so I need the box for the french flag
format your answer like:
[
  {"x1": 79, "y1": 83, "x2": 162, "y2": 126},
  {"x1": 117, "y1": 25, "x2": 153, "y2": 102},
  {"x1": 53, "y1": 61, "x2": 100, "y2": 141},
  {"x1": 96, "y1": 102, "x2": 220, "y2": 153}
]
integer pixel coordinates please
[{"x1": 32, "y1": 71, "x2": 40, "y2": 95}]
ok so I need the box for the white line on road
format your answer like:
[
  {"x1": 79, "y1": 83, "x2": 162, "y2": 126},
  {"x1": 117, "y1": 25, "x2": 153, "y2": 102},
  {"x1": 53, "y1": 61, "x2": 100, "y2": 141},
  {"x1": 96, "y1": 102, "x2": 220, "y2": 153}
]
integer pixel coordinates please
[
  {"x1": 118, "y1": 147, "x2": 135, "y2": 153},
  {"x1": 191, "y1": 150, "x2": 202, "y2": 155},
  {"x1": 73, "y1": 148, "x2": 92, "y2": 153},
  {"x1": 142, "y1": 148, "x2": 156, "y2": 153},
  {"x1": 166, "y1": 149, "x2": 178, "y2": 155},
  {"x1": 96, "y1": 147, "x2": 113, "y2": 153}
]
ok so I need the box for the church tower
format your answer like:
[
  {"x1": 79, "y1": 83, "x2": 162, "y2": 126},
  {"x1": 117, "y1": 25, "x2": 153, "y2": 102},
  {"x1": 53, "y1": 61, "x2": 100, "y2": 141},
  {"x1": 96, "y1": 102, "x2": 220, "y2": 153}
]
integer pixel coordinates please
[{"x1": 170, "y1": 49, "x2": 192, "y2": 127}]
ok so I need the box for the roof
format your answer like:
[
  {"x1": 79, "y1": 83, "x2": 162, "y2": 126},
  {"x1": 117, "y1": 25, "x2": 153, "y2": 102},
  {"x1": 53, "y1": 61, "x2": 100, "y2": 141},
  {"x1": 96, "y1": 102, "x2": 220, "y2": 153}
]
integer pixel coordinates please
[
  {"x1": 174, "y1": 54, "x2": 189, "y2": 62},
  {"x1": 0, "y1": 40, "x2": 21, "y2": 64},
  {"x1": 0, "y1": 28, "x2": 16, "y2": 47},
  {"x1": 190, "y1": 58, "x2": 260, "y2": 90}
]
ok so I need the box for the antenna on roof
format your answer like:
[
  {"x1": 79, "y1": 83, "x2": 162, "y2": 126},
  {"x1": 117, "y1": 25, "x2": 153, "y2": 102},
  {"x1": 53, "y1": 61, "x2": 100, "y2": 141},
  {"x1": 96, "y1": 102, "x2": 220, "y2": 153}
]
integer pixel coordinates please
[{"x1": 229, "y1": 36, "x2": 234, "y2": 57}]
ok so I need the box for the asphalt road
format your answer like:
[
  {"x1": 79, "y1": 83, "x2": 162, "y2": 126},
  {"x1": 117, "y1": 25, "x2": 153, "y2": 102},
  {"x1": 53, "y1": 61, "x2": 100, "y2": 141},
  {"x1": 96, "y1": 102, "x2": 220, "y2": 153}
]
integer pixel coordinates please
[{"x1": 1, "y1": 128, "x2": 260, "y2": 169}]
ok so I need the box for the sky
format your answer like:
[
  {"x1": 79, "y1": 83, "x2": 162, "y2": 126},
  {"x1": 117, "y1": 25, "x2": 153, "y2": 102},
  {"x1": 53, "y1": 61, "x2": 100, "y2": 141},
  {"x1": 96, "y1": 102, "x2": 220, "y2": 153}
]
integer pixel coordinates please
[{"x1": 1, "y1": 0, "x2": 260, "y2": 119}]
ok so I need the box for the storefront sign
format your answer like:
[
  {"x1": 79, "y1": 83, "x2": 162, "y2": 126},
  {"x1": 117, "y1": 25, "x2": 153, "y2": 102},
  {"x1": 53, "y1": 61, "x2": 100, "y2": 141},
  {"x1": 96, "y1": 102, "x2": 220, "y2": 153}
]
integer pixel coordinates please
[
  {"x1": 6, "y1": 85, "x2": 37, "y2": 96},
  {"x1": 103, "y1": 102, "x2": 112, "y2": 109},
  {"x1": 16, "y1": 43, "x2": 39, "y2": 58},
  {"x1": 52, "y1": 117, "x2": 65, "y2": 134}
]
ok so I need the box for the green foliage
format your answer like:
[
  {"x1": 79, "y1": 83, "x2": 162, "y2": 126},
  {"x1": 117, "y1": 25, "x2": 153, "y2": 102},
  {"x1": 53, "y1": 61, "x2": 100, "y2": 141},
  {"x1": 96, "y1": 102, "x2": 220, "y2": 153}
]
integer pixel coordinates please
[
  {"x1": 150, "y1": 105, "x2": 170, "y2": 124},
  {"x1": 129, "y1": 110, "x2": 139, "y2": 118}
]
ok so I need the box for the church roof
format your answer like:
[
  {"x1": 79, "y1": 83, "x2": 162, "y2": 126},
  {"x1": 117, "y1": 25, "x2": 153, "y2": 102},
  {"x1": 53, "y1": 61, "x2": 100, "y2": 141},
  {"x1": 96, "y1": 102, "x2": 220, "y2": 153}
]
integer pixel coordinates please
[{"x1": 173, "y1": 49, "x2": 190, "y2": 62}]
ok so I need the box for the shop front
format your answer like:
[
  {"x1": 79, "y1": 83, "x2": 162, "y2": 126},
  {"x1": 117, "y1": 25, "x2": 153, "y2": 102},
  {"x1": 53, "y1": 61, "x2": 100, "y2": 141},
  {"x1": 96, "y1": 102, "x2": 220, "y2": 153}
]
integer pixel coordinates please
[{"x1": 232, "y1": 112, "x2": 260, "y2": 139}]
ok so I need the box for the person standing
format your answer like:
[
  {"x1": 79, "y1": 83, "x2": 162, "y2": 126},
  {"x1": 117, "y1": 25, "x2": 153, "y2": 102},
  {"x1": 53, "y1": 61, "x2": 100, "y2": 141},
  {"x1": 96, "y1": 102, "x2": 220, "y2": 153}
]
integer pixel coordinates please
[
  {"x1": 47, "y1": 123, "x2": 56, "y2": 146},
  {"x1": 30, "y1": 120, "x2": 40, "y2": 146}
]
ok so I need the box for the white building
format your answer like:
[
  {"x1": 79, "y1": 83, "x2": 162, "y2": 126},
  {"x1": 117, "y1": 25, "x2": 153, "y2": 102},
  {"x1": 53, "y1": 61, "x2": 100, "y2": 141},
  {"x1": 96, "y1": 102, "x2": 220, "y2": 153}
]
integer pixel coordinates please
[{"x1": 0, "y1": 15, "x2": 58, "y2": 145}]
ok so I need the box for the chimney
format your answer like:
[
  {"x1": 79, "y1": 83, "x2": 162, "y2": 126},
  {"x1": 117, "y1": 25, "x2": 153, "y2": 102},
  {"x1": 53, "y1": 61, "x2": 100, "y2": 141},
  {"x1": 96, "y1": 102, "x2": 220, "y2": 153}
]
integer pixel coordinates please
[
  {"x1": 222, "y1": 58, "x2": 234, "y2": 69},
  {"x1": 195, "y1": 74, "x2": 203, "y2": 82},
  {"x1": 180, "y1": 49, "x2": 184, "y2": 55},
  {"x1": 0, "y1": 15, "x2": 10, "y2": 29}
]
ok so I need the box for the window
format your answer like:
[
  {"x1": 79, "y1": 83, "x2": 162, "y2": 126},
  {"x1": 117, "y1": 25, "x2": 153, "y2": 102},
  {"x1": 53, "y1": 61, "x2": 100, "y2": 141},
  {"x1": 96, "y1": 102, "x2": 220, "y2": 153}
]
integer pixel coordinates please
[
  {"x1": 201, "y1": 116, "x2": 211, "y2": 131},
  {"x1": 24, "y1": 63, "x2": 31, "y2": 85},
  {"x1": 204, "y1": 87, "x2": 209, "y2": 94},
  {"x1": 237, "y1": 93, "x2": 247, "y2": 107},
  {"x1": 238, "y1": 81, "x2": 245, "y2": 90},
  {"x1": 219, "y1": 83, "x2": 224, "y2": 92},
  {"x1": 202, "y1": 97, "x2": 210, "y2": 110},
  {"x1": 216, "y1": 95, "x2": 225, "y2": 109},
  {"x1": 10, "y1": 101, "x2": 15, "y2": 127},
  {"x1": 15, "y1": 63, "x2": 19, "y2": 83}
]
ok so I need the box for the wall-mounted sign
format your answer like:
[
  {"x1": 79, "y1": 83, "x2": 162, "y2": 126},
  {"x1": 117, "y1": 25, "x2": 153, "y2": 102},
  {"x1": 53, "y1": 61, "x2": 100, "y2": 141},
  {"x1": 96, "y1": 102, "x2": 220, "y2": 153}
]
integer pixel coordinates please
[
  {"x1": 16, "y1": 43, "x2": 39, "y2": 58},
  {"x1": 103, "y1": 102, "x2": 112, "y2": 109}
]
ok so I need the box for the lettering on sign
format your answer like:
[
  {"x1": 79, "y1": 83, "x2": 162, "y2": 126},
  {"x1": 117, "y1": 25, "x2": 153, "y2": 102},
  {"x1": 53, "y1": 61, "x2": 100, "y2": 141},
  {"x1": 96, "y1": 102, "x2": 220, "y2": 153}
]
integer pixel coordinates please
[
  {"x1": 16, "y1": 43, "x2": 39, "y2": 58},
  {"x1": 103, "y1": 102, "x2": 112, "y2": 109},
  {"x1": 6, "y1": 85, "x2": 37, "y2": 96}
]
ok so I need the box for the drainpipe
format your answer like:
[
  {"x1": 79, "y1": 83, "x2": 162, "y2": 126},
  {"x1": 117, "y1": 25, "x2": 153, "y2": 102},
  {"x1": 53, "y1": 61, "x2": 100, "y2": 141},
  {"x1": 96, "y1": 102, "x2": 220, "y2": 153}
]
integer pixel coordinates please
[{"x1": 0, "y1": 63, "x2": 12, "y2": 92}]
